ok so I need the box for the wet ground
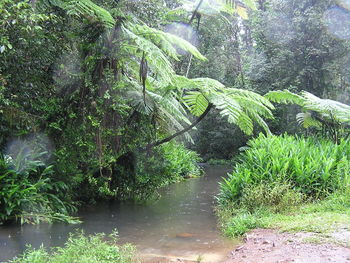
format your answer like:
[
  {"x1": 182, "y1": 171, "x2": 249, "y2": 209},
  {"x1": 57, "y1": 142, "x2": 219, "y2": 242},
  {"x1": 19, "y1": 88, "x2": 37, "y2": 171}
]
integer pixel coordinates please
[{"x1": 223, "y1": 229, "x2": 350, "y2": 263}]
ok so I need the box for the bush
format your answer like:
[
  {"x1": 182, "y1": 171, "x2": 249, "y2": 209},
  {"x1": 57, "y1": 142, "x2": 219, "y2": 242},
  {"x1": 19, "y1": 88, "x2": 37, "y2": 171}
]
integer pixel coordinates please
[
  {"x1": 131, "y1": 142, "x2": 202, "y2": 201},
  {"x1": 8, "y1": 231, "x2": 135, "y2": 263},
  {"x1": 0, "y1": 155, "x2": 77, "y2": 225},
  {"x1": 240, "y1": 183, "x2": 305, "y2": 213},
  {"x1": 101, "y1": 142, "x2": 203, "y2": 202},
  {"x1": 161, "y1": 142, "x2": 202, "y2": 178},
  {"x1": 217, "y1": 134, "x2": 350, "y2": 207},
  {"x1": 221, "y1": 211, "x2": 263, "y2": 237}
]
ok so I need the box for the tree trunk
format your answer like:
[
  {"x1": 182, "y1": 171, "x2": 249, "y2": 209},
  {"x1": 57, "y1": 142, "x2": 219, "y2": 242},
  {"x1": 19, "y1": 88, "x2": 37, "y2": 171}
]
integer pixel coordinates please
[{"x1": 144, "y1": 103, "x2": 213, "y2": 150}]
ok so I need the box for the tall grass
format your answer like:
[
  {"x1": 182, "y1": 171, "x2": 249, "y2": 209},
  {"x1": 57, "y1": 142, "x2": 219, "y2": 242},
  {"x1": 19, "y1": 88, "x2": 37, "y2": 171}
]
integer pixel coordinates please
[{"x1": 217, "y1": 134, "x2": 350, "y2": 206}]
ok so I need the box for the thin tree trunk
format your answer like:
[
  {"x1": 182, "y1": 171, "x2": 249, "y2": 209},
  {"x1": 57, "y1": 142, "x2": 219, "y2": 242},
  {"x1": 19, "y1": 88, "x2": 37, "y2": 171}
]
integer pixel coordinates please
[{"x1": 144, "y1": 103, "x2": 213, "y2": 150}]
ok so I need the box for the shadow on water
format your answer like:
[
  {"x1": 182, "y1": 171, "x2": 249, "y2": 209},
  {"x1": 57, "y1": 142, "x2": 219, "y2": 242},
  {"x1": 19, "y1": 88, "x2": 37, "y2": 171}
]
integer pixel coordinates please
[{"x1": 0, "y1": 166, "x2": 236, "y2": 262}]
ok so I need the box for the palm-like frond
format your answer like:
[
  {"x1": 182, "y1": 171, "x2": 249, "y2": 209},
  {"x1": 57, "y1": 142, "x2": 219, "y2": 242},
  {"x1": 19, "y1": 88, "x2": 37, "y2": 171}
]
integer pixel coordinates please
[
  {"x1": 177, "y1": 0, "x2": 257, "y2": 19},
  {"x1": 265, "y1": 89, "x2": 305, "y2": 105},
  {"x1": 122, "y1": 76, "x2": 194, "y2": 141},
  {"x1": 128, "y1": 24, "x2": 206, "y2": 61},
  {"x1": 302, "y1": 92, "x2": 350, "y2": 123},
  {"x1": 122, "y1": 25, "x2": 175, "y2": 85},
  {"x1": 122, "y1": 22, "x2": 207, "y2": 86},
  {"x1": 183, "y1": 91, "x2": 209, "y2": 116},
  {"x1": 265, "y1": 89, "x2": 350, "y2": 130},
  {"x1": 296, "y1": 112, "x2": 322, "y2": 128},
  {"x1": 38, "y1": 0, "x2": 115, "y2": 28},
  {"x1": 181, "y1": 77, "x2": 274, "y2": 135}
]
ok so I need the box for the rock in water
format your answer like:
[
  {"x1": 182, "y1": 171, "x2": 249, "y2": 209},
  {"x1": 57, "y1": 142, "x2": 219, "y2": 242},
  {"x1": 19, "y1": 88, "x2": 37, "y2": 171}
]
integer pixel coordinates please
[{"x1": 176, "y1": 233, "x2": 195, "y2": 238}]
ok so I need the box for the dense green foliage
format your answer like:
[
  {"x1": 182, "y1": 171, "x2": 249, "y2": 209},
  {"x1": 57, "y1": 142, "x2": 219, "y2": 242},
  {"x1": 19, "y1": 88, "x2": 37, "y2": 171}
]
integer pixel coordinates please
[
  {"x1": 267, "y1": 90, "x2": 350, "y2": 142},
  {"x1": 2, "y1": 1, "x2": 350, "y2": 262},
  {"x1": 217, "y1": 134, "x2": 350, "y2": 237},
  {"x1": 0, "y1": 156, "x2": 76, "y2": 224},
  {"x1": 190, "y1": 0, "x2": 350, "y2": 157},
  {"x1": 8, "y1": 231, "x2": 135, "y2": 263},
  {"x1": 218, "y1": 134, "x2": 350, "y2": 206},
  {"x1": 0, "y1": 0, "x2": 270, "y2": 224}
]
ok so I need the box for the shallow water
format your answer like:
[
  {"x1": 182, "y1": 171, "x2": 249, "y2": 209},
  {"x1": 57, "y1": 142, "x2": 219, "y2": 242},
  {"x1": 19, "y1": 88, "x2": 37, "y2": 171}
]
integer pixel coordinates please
[{"x1": 0, "y1": 166, "x2": 235, "y2": 262}]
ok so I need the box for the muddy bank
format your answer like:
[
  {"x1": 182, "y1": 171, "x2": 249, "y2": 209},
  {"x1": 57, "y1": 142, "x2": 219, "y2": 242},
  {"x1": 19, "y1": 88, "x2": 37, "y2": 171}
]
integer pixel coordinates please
[{"x1": 224, "y1": 229, "x2": 350, "y2": 263}]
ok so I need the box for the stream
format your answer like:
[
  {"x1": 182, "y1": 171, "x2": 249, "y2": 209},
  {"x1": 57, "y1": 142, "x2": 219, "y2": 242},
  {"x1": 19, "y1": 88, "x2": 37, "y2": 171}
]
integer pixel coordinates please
[{"x1": 0, "y1": 165, "x2": 235, "y2": 262}]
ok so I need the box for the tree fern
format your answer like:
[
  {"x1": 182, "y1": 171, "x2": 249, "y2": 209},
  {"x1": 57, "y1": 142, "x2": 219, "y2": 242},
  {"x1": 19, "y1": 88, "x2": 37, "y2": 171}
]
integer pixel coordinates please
[
  {"x1": 265, "y1": 90, "x2": 350, "y2": 141},
  {"x1": 183, "y1": 91, "x2": 209, "y2": 116},
  {"x1": 37, "y1": 0, "x2": 115, "y2": 28},
  {"x1": 180, "y1": 77, "x2": 274, "y2": 136},
  {"x1": 265, "y1": 89, "x2": 305, "y2": 105},
  {"x1": 177, "y1": 0, "x2": 257, "y2": 19}
]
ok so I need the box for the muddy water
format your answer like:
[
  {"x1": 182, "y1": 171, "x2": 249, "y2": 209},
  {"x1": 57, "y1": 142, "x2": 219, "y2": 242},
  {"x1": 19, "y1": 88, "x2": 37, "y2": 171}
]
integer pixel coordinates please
[{"x1": 0, "y1": 166, "x2": 235, "y2": 262}]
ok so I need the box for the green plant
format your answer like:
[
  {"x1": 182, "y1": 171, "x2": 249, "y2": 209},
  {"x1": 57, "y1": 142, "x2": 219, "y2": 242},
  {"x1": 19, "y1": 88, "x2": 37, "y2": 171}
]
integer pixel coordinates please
[
  {"x1": 8, "y1": 231, "x2": 135, "y2": 263},
  {"x1": 219, "y1": 209, "x2": 264, "y2": 237},
  {"x1": 240, "y1": 182, "x2": 305, "y2": 213},
  {"x1": 266, "y1": 90, "x2": 350, "y2": 142},
  {"x1": 217, "y1": 134, "x2": 350, "y2": 207},
  {"x1": 0, "y1": 154, "x2": 78, "y2": 224},
  {"x1": 161, "y1": 142, "x2": 202, "y2": 178},
  {"x1": 130, "y1": 142, "x2": 202, "y2": 201}
]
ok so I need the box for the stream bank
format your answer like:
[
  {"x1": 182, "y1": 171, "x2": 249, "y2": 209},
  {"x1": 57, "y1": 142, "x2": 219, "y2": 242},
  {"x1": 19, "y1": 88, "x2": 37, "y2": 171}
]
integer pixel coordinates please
[{"x1": 0, "y1": 166, "x2": 235, "y2": 262}]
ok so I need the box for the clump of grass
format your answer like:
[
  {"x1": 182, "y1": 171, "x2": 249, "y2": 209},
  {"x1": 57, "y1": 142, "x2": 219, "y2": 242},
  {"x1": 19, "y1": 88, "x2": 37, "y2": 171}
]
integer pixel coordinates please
[
  {"x1": 240, "y1": 183, "x2": 305, "y2": 213},
  {"x1": 216, "y1": 134, "x2": 350, "y2": 239},
  {"x1": 218, "y1": 191, "x2": 350, "y2": 238},
  {"x1": 216, "y1": 204, "x2": 268, "y2": 238},
  {"x1": 9, "y1": 231, "x2": 135, "y2": 263}
]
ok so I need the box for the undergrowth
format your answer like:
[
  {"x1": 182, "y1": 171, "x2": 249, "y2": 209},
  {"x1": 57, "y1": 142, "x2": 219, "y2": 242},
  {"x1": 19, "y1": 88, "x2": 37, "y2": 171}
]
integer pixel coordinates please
[
  {"x1": 216, "y1": 134, "x2": 350, "y2": 238},
  {"x1": 8, "y1": 231, "x2": 135, "y2": 263}
]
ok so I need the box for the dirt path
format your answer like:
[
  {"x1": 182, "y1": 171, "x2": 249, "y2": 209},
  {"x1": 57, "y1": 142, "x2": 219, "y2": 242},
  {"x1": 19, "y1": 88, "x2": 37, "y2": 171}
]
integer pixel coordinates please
[
  {"x1": 223, "y1": 229, "x2": 350, "y2": 263},
  {"x1": 140, "y1": 229, "x2": 350, "y2": 263}
]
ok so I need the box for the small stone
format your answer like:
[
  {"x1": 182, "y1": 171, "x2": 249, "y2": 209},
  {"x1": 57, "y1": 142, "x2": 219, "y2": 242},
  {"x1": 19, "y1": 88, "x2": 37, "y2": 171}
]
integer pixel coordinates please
[{"x1": 235, "y1": 245, "x2": 244, "y2": 251}]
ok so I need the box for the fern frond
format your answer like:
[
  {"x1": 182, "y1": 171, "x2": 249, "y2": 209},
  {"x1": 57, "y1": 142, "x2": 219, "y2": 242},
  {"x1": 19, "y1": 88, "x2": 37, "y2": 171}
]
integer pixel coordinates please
[
  {"x1": 39, "y1": 0, "x2": 115, "y2": 28},
  {"x1": 128, "y1": 23, "x2": 206, "y2": 61},
  {"x1": 227, "y1": 88, "x2": 275, "y2": 111},
  {"x1": 236, "y1": 111, "x2": 254, "y2": 135},
  {"x1": 265, "y1": 90, "x2": 305, "y2": 105},
  {"x1": 250, "y1": 112, "x2": 271, "y2": 135},
  {"x1": 122, "y1": 25, "x2": 175, "y2": 84},
  {"x1": 183, "y1": 91, "x2": 209, "y2": 116},
  {"x1": 210, "y1": 93, "x2": 242, "y2": 124},
  {"x1": 267, "y1": 90, "x2": 350, "y2": 131},
  {"x1": 302, "y1": 92, "x2": 350, "y2": 123},
  {"x1": 296, "y1": 112, "x2": 322, "y2": 128}
]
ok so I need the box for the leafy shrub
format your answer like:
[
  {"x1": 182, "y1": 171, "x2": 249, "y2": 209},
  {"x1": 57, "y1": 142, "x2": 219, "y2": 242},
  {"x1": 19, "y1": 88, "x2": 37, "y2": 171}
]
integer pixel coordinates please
[
  {"x1": 131, "y1": 142, "x2": 202, "y2": 201},
  {"x1": 0, "y1": 155, "x2": 77, "y2": 224},
  {"x1": 217, "y1": 206, "x2": 265, "y2": 237},
  {"x1": 8, "y1": 231, "x2": 135, "y2": 263},
  {"x1": 161, "y1": 142, "x2": 202, "y2": 178},
  {"x1": 84, "y1": 142, "x2": 204, "y2": 202},
  {"x1": 217, "y1": 134, "x2": 350, "y2": 207},
  {"x1": 240, "y1": 183, "x2": 305, "y2": 213}
]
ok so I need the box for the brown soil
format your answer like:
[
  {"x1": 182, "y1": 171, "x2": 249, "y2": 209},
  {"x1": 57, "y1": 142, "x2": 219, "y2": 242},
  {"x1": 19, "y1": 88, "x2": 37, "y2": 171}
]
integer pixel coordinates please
[
  {"x1": 223, "y1": 229, "x2": 350, "y2": 263},
  {"x1": 139, "y1": 229, "x2": 350, "y2": 263}
]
